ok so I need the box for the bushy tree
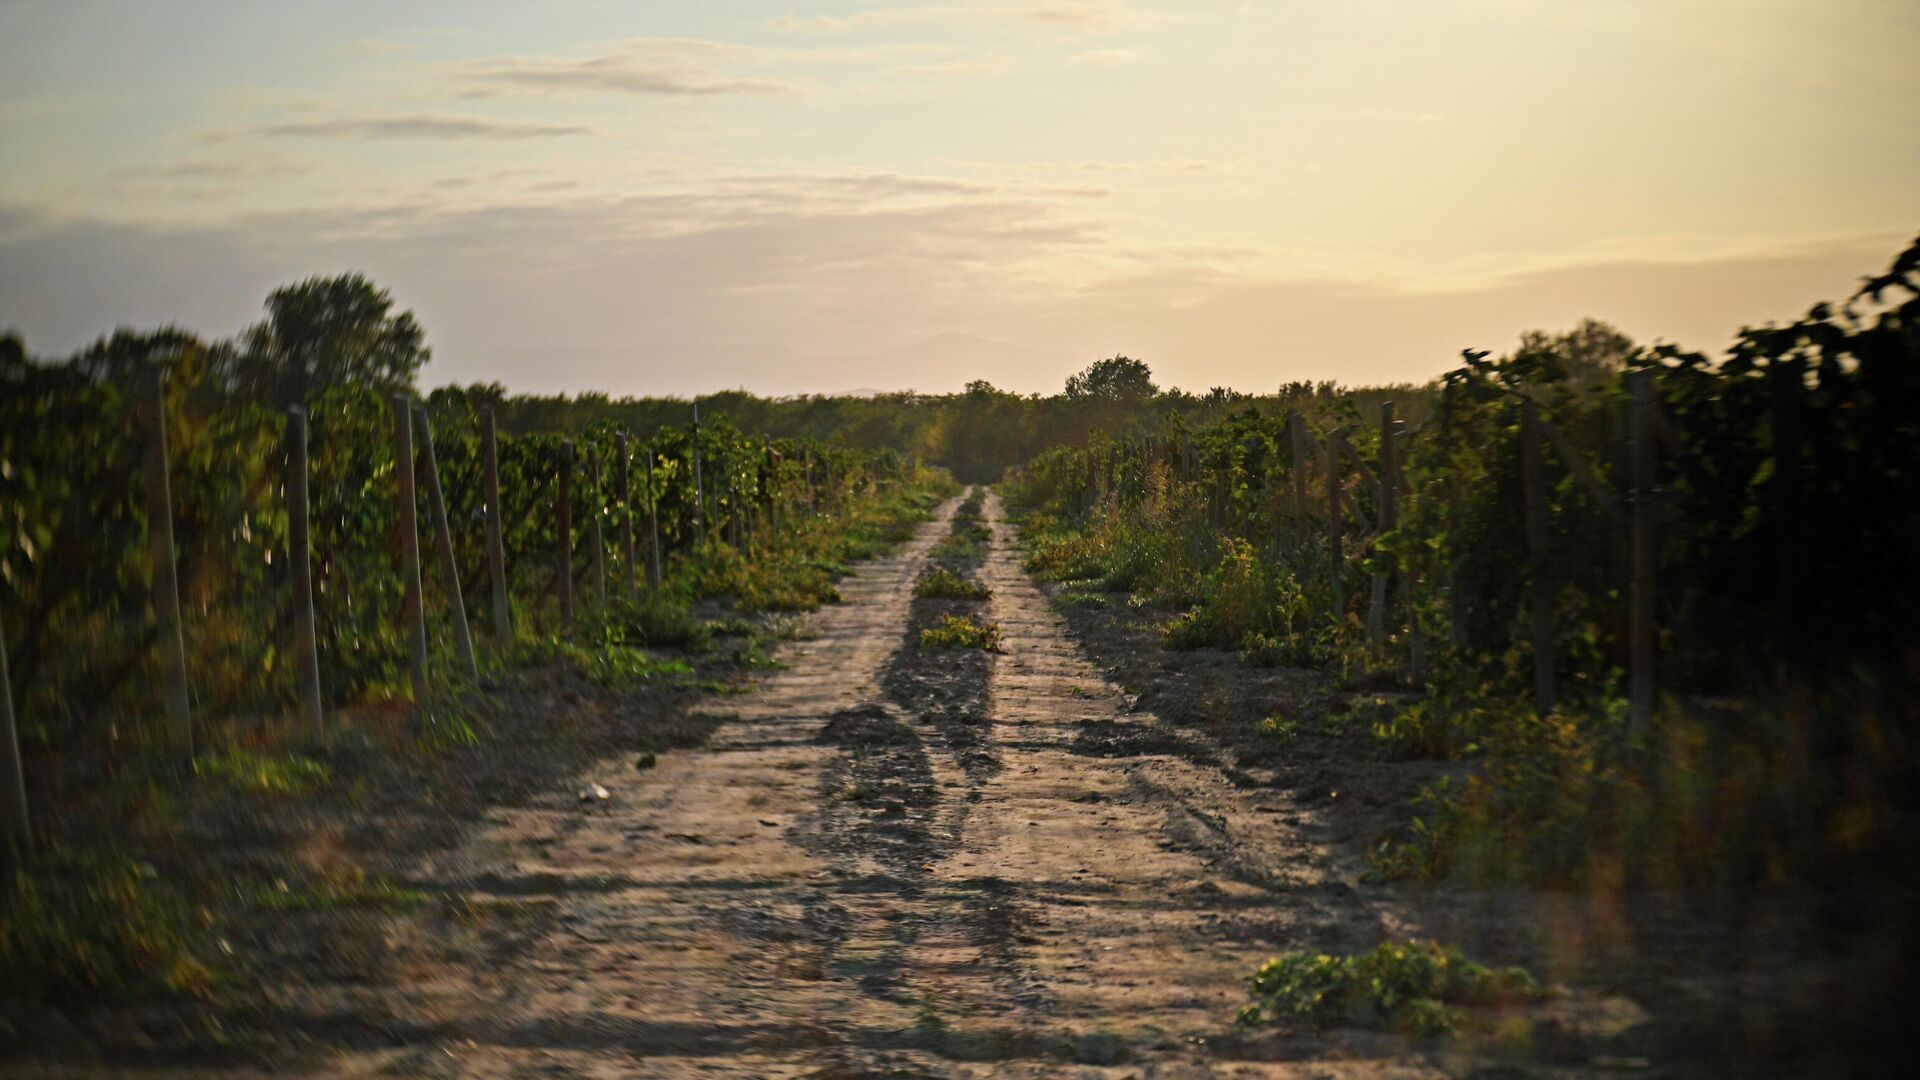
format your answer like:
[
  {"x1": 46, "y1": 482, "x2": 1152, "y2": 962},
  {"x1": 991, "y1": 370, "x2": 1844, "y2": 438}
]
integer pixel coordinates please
[
  {"x1": 1063, "y1": 356, "x2": 1157, "y2": 403},
  {"x1": 231, "y1": 273, "x2": 429, "y2": 406}
]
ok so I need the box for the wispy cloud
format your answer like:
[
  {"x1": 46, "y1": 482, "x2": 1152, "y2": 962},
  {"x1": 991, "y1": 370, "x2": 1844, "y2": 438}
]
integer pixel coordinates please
[
  {"x1": 228, "y1": 115, "x2": 591, "y2": 140},
  {"x1": 456, "y1": 42, "x2": 796, "y2": 97},
  {"x1": 771, "y1": 1, "x2": 1174, "y2": 35},
  {"x1": 109, "y1": 157, "x2": 314, "y2": 181}
]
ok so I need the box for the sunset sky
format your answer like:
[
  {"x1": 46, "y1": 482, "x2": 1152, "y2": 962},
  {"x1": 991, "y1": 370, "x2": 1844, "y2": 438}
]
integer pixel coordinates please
[{"x1": 3, "y1": 0, "x2": 1916, "y2": 395}]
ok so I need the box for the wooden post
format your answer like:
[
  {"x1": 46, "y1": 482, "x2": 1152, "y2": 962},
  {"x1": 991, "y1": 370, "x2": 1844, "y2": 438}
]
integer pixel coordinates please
[
  {"x1": 588, "y1": 456, "x2": 608, "y2": 611},
  {"x1": 1446, "y1": 475, "x2": 1469, "y2": 651},
  {"x1": 726, "y1": 471, "x2": 741, "y2": 548},
  {"x1": 1626, "y1": 369, "x2": 1656, "y2": 740},
  {"x1": 1392, "y1": 420, "x2": 1425, "y2": 683},
  {"x1": 1408, "y1": 558, "x2": 1429, "y2": 684},
  {"x1": 557, "y1": 439, "x2": 575, "y2": 626},
  {"x1": 286, "y1": 406, "x2": 323, "y2": 730},
  {"x1": 644, "y1": 448, "x2": 662, "y2": 589},
  {"x1": 691, "y1": 404, "x2": 705, "y2": 542},
  {"x1": 1771, "y1": 356, "x2": 1814, "y2": 790},
  {"x1": 482, "y1": 408, "x2": 513, "y2": 645},
  {"x1": 1326, "y1": 429, "x2": 1344, "y2": 624},
  {"x1": 1288, "y1": 411, "x2": 1307, "y2": 542},
  {"x1": 1, "y1": 612, "x2": 28, "y2": 855},
  {"x1": 756, "y1": 440, "x2": 771, "y2": 534},
  {"x1": 1519, "y1": 398, "x2": 1557, "y2": 713},
  {"x1": 616, "y1": 433, "x2": 638, "y2": 600},
  {"x1": 1367, "y1": 402, "x2": 1398, "y2": 647},
  {"x1": 143, "y1": 364, "x2": 193, "y2": 760},
  {"x1": 413, "y1": 404, "x2": 478, "y2": 682},
  {"x1": 391, "y1": 396, "x2": 431, "y2": 713}
]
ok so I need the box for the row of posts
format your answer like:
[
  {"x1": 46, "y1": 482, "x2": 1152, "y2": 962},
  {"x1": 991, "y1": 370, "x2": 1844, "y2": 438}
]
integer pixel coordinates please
[
  {"x1": 1, "y1": 378, "x2": 840, "y2": 856},
  {"x1": 1078, "y1": 378, "x2": 1659, "y2": 732}
]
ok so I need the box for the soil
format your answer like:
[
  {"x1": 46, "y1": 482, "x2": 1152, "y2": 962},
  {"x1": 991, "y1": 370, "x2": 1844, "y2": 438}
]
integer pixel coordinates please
[{"x1": 12, "y1": 491, "x2": 1879, "y2": 1077}]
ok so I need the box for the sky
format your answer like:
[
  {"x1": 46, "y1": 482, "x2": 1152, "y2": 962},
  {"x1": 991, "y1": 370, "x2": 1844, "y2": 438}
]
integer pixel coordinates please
[{"x1": 2, "y1": 0, "x2": 1916, "y2": 396}]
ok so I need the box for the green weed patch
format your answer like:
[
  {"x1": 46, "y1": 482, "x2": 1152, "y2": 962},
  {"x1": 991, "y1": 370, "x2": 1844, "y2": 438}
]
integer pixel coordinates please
[
  {"x1": 195, "y1": 747, "x2": 332, "y2": 795},
  {"x1": 915, "y1": 567, "x2": 991, "y2": 601},
  {"x1": 919, "y1": 613, "x2": 1002, "y2": 651},
  {"x1": 1237, "y1": 939, "x2": 1541, "y2": 1036}
]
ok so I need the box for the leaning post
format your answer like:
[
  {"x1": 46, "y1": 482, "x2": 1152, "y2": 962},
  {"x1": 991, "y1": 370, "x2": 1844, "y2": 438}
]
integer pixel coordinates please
[
  {"x1": 1366, "y1": 402, "x2": 1399, "y2": 647},
  {"x1": 1325, "y1": 427, "x2": 1345, "y2": 624},
  {"x1": 391, "y1": 396, "x2": 431, "y2": 715},
  {"x1": 691, "y1": 404, "x2": 706, "y2": 542},
  {"x1": 1626, "y1": 369, "x2": 1657, "y2": 741},
  {"x1": 588, "y1": 455, "x2": 609, "y2": 611},
  {"x1": 1288, "y1": 411, "x2": 1308, "y2": 543},
  {"x1": 143, "y1": 363, "x2": 193, "y2": 761},
  {"x1": 1519, "y1": 398, "x2": 1558, "y2": 713},
  {"x1": 482, "y1": 408, "x2": 513, "y2": 645},
  {"x1": 644, "y1": 448, "x2": 662, "y2": 589},
  {"x1": 286, "y1": 405, "x2": 324, "y2": 730},
  {"x1": 413, "y1": 404, "x2": 478, "y2": 682},
  {"x1": 2, "y1": 612, "x2": 29, "y2": 856},
  {"x1": 615, "y1": 432, "x2": 638, "y2": 600},
  {"x1": 557, "y1": 439, "x2": 575, "y2": 626}
]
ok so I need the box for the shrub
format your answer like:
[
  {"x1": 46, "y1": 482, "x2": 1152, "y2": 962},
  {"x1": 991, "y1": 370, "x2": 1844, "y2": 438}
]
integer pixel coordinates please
[
  {"x1": 1159, "y1": 538, "x2": 1313, "y2": 655},
  {"x1": 0, "y1": 854, "x2": 211, "y2": 1009}
]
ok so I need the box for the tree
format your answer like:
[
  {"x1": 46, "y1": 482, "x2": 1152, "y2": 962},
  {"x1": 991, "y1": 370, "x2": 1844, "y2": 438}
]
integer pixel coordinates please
[
  {"x1": 1511, "y1": 318, "x2": 1635, "y2": 387},
  {"x1": 232, "y1": 274, "x2": 429, "y2": 406},
  {"x1": 1063, "y1": 356, "x2": 1157, "y2": 403}
]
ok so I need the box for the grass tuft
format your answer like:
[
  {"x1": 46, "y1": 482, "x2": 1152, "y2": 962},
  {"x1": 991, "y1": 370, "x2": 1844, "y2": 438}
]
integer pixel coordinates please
[
  {"x1": 918, "y1": 613, "x2": 1003, "y2": 651},
  {"x1": 1236, "y1": 939, "x2": 1542, "y2": 1036},
  {"x1": 915, "y1": 566, "x2": 991, "y2": 601}
]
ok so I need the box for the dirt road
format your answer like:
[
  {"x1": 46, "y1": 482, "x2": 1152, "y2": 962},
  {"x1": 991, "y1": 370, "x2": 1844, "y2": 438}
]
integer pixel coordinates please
[{"x1": 220, "y1": 493, "x2": 1447, "y2": 1077}]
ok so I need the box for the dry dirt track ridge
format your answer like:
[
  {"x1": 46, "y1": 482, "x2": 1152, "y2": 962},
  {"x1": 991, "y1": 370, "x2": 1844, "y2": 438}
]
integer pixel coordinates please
[{"x1": 135, "y1": 493, "x2": 1452, "y2": 1078}]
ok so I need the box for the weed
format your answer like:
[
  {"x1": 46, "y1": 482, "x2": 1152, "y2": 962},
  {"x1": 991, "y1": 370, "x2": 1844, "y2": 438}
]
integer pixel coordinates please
[
  {"x1": 1057, "y1": 589, "x2": 1111, "y2": 608},
  {"x1": 606, "y1": 590, "x2": 710, "y2": 649},
  {"x1": 1259, "y1": 715, "x2": 1298, "y2": 742},
  {"x1": 1236, "y1": 939, "x2": 1541, "y2": 1036},
  {"x1": 919, "y1": 613, "x2": 1003, "y2": 651},
  {"x1": 932, "y1": 533, "x2": 986, "y2": 560},
  {"x1": 0, "y1": 851, "x2": 211, "y2": 1008},
  {"x1": 916, "y1": 566, "x2": 991, "y2": 601},
  {"x1": 195, "y1": 747, "x2": 331, "y2": 795}
]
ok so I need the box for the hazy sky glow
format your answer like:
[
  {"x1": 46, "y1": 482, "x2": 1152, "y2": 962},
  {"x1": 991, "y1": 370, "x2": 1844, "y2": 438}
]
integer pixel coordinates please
[{"x1": 3, "y1": 0, "x2": 1916, "y2": 394}]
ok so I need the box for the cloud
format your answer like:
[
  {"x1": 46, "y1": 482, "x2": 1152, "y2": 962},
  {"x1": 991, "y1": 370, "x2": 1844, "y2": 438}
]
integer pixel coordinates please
[
  {"x1": 713, "y1": 172, "x2": 997, "y2": 199},
  {"x1": 771, "y1": 2, "x2": 1174, "y2": 35},
  {"x1": 231, "y1": 115, "x2": 591, "y2": 140},
  {"x1": 2, "y1": 188, "x2": 1899, "y2": 399},
  {"x1": 108, "y1": 158, "x2": 314, "y2": 182},
  {"x1": 449, "y1": 38, "x2": 807, "y2": 98}
]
